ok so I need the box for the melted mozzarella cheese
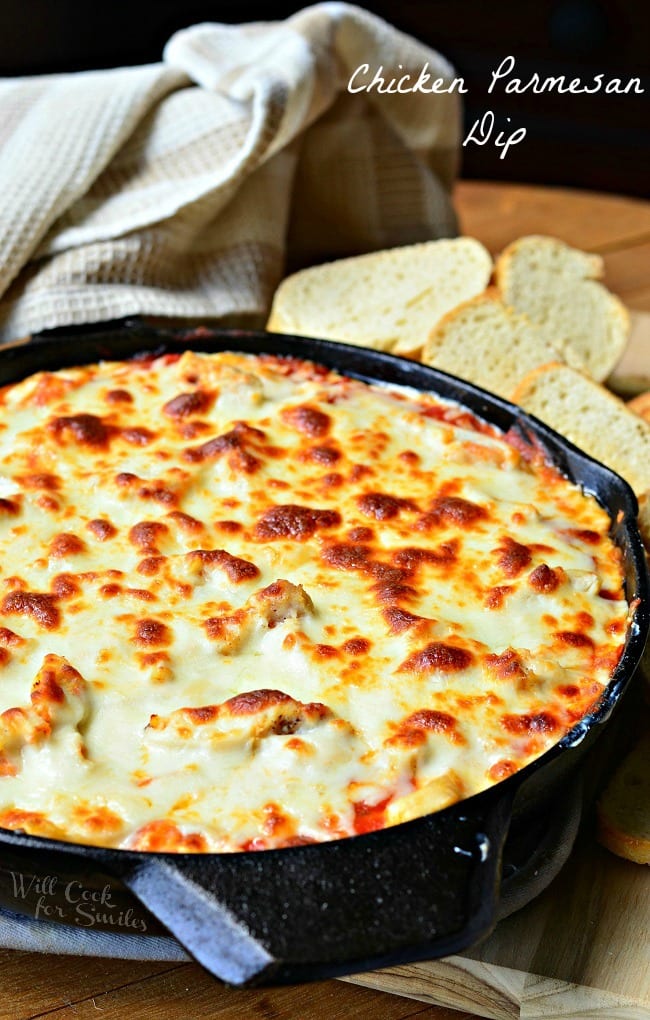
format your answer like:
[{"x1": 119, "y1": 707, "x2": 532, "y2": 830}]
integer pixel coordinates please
[{"x1": 0, "y1": 351, "x2": 628, "y2": 851}]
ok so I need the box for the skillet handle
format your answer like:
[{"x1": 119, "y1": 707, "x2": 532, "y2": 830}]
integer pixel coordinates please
[{"x1": 108, "y1": 784, "x2": 516, "y2": 987}]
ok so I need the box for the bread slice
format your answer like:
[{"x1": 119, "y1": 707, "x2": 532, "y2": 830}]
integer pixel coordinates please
[
  {"x1": 597, "y1": 732, "x2": 650, "y2": 865},
  {"x1": 628, "y1": 390, "x2": 650, "y2": 422},
  {"x1": 512, "y1": 362, "x2": 650, "y2": 496},
  {"x1": 495, "y1": 235, "x2": 629, "y2": 382},
  {"x1": 638, "y1": 492, "x2": 650, "y2": 552},
  {"x1": 266, "y1": 238, "x2": 492, "y2": 357},
  {"x1": 421, "y1": 289, "x2": 561, "y2": 401}
]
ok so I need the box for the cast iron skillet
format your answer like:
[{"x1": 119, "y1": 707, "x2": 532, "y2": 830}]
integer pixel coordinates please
[{"x1": 0, "y1": 321, "x2": 647, "y2": 986}]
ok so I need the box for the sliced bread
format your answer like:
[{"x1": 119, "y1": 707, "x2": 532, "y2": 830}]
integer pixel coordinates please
[
  {"x1": 495, "y1": 235, "x2": 629, "y2": 382},
  {"x1": 511, "y1": 362, "x2": 650, "y2": 496},
  {"x1": 421, "y1": 289, "x2": 561, "y2": 401},
  {"x1": 638, "y1": 492, "x2": 650, "y2": 552},
  {"x1": 597, "y1": 731, "x2": 650, "y2": 865},
  {"x1": 266, "y1": 238, "x2": 492, "y2": 357},
  {"x1": 628, "y1": 390, "x2": 650, "y2": 422}
]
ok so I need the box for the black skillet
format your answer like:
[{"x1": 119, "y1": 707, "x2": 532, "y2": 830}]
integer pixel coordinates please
[{"x1": 0, "y1": 321, "x2": 647, "y2": 986}]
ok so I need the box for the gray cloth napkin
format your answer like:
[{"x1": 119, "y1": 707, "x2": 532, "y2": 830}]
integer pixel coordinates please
[{"x1": 0, "y1": 905, "x2": 188, "y2": 960}]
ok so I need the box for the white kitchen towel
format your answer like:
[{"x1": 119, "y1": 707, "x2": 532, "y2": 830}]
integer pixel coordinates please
[{"x1": 0, "y1": 2, "x2": 460, "y2": 344}]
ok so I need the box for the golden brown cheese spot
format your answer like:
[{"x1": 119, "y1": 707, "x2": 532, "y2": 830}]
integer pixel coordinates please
[
  {"x1": 557, "y1": 683, "x2": 581, "y2": 699},
  {"x1": 215, "y1": 519, "x2": 242, "y2": 534},
  {"x1": 25, "y1": 373, "x2": 79, "y2": 407},
  {"x1": 104, "y1": 388, "x2": 133, "y2": 405},
  {"x1": 186, "y1": 549, "x2": 260, "y2": 583},
  {"x1": 501, "y1": 711, "x2": 560, "y2": 735},
  {"x1": 484, "y1": 585, "x2": 513, "y2": 610},
  {"x1": 86, "y1": 519, "x2": 117, "y2": 541},
  {"x1": 50, "y1": 574, "x2": 81, "y2": 600},
  {"x1": 48, "y1": 413, "x2": 112, "y2": 448},
  {"x1": 487, "y1": 759, "x2": 517, "y2": 782},
  {"x1": 116, "y1": 472, "x2": 138, "y2": 488},
  {"x1": 204, "y1": 610, "x2": 247, "y2": 643},
  {"x1": 1, "y1": 591, "x2": 60, "y2": 630},
  {"x1": 307, "y1": 445, "x2": 340, "y2": 465},
  {"x1": 137, "y1": 485, "x2": 177, "y2": 506},
  {"x1": 281, "y1": 404, "x2": 331, "y2": 437},
  {"x1": 0, "y1": 627, "x2": 26, "y2": 647},
  {"x1": 314, "y1": 643, "x2": 339, "y2": 659},
  {"x1": 357, "y1": 492, "x2": 418, "y2": 520},
  {"x1": 133, "y1": 619, "x2": 172, "y2": 647},
  {"x1": 163, "y1": 390, "x2": 213, "y2": 419},
  {"x1": 138, "y1": 651, "x2": 171, "y2": 667},
  {"x1": 128, "y1": 521, "x2": 169, "y2": 553},
  {"x1": 350, "y1": 464, "x2": 373, "y2": 482},
  {"x1": 49, "y1": 532, "x2": 86, "y2": 558},
  {"x1": 253, "y1": 579, "x2": 313, "y2": 623},
  {"x1": 484, "y1": 649, "x2": 527, "y2": 684},
  {"x1": 121, "y1": 427, "x2": 155, "y2": 446},
  {"x1": 555, "y1": 631, "x2": 595, "y2": 650},
  {"x1": 495, "y1": 537, "x2": 532, "y2": 577},
  {"x1": 399, "y1": 642, "x2": 473, "y2": 674},
  {"x1": 424, "y1": 495, "x2": 488, "y2": 528},
  {"x1": 36, "y1": 495, "x2": 59, "y2": 512},
  {"x1": 0, "y1": 752, "x2": 18, "y2": 776},
  {"x1": 319, "y1": 472, "x2": 344, "y2": 489},
  {"x1": 255, "y1": 505, "x2": 341, "y2": 541},
  {"x1": 382, "y1": 607, "x2": 423, "y2": 634},
  {"x1": 565, "y1": 528, "x2": 601, "y2": 545},
  {"x1": 166, "y1": 511, "x2": 204, "y2": 533},
  {"x1": 182, "y1": 422, "x2": 264, "y2": 473},
  {"x1": 388, "y1": 709, "x2": 460, "y2": 747},
  {"x1": 179, "y1": 705, "x2": 219, "y2": 725},
  {"x1": 224, "y1": 689, "x2": 294, "y2": 716},
  {"x1": 0, "y1": 498, "x2": 20, "y2": 516},
  {"x1": 399, "y1": 450, "x2": 420, "y2": 466},
  {"x1": 71, "y1": 804, "x2": 124, "y2": 834},
  {"x1": 348, "y1": 526, "x2": 373, "y2": 542},
  {"x1": 370, "y1": 567, "x2": 418, "y2": 605},
  {"x1": 31, "y1": 654, "x2": 85, "y2": 709},
  {"x1": 392, "y1": 541, "x2": 458, "y2": 570},
  {"x1": 17, "y1": 472, "x2": 60, "y2": 491},
  {"x1": 322, "y1": 543, "x2": 371, "y2": 571},
  {"x1": 137, "y1": 556, "x2": 165, "y2": 576},
  {"x1": 0, "y1": 809, "x2": 64, "y2": 838},
  {"x1": 0, "y1": 648, "x2": 10, "y2": 667},
  {"x1": 342, "y1": 637, "x2": 371, "y2": 656},
  {"x1": 129, "y1": 820, "x2": 208, "y2": 852},
  {"x1": 528, "y1": 564, "x2": 561, "y2": 593}
]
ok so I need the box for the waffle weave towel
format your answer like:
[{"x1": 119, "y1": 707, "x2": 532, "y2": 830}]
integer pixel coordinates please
[{"x1": 0, "y1": 2, "x2": 460, "y2": 344}]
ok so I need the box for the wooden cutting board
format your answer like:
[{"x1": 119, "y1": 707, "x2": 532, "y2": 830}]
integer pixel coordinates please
[
  {"x1": 345, "y1": 816, "x2": 649, "y2": 1019},
  {"x1": 346, "y1": 320, "x2": 650, "y2": 1019}
]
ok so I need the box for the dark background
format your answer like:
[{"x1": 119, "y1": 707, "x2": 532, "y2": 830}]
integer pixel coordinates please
[{"x1": 1, "y1": 0, "x2": 648, "y2": 197}]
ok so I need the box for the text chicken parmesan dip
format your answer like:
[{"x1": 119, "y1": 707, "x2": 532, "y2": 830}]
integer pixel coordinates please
[{"x1": 0, "y1": 350, "x2": 628, "y2": 852}]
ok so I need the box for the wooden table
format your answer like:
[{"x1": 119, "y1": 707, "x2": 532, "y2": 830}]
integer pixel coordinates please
[{"x1": 2, "y1": 181, "x2": 649, "y2": 1020}]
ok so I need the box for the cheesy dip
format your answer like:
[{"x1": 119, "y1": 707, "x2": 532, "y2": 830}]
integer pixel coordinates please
[{"x1": 0, "y1": 350, "x2": 628, "y2": 852}]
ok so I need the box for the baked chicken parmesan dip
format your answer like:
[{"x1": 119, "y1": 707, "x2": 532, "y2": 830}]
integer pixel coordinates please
[{"x1": 0, "y1": 350, "x2": 629, "y2": 852}]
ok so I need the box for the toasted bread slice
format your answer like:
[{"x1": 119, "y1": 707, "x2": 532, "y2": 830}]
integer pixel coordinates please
[
  {"x1": 495, "y1": 235, "x2": 629, "y2": 382},
  {"x1": 512, "y1": 362, "x2": 650, "y2": 496},
  {"x1": 638, "y1": 492, "x2": 650, "y2": 553},
  {"x1": 267, "y1": 238, "x2": 492, "y2": 357},
  {"x1": 597, "y1": 732, "x2": 650, "y2": 865},
  {"x1": 628, "y1": 391, "x2": 650, "y2": 422},
  {"x1": 421, "y1": 289, "x2": 561, "y2": 401}
]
